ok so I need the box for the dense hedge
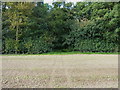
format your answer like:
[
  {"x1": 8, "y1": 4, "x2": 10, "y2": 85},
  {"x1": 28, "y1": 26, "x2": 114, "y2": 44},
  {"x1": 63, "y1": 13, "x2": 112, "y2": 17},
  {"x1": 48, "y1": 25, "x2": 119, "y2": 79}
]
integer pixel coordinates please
[
  {"x1": 2, "y1": 2, "x2": 119, "y2": 54},
  {"x1": 73, "y1": 39, "x2": 118, "y2": 52}
]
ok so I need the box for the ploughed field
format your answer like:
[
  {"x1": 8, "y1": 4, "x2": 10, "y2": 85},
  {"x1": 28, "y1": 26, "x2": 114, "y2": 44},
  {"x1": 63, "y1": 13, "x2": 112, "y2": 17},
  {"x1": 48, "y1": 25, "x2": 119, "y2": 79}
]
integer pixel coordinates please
[{"x1": 2, "y1": 54, "x2": 118, "y2": 88}]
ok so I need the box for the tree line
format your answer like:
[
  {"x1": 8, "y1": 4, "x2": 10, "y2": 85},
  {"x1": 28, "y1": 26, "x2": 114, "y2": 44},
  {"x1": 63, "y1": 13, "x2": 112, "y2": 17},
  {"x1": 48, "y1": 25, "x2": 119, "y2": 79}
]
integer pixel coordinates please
[{"x1": 2, "y1": 2, "x2": 120, "y2": 54}]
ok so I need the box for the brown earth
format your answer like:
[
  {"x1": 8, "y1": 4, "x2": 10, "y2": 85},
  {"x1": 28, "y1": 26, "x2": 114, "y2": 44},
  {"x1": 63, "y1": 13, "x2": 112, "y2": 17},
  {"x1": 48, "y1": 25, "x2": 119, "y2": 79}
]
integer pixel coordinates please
[{"x1": 2, "y1": 54, "x2": 118, "y2": 88}]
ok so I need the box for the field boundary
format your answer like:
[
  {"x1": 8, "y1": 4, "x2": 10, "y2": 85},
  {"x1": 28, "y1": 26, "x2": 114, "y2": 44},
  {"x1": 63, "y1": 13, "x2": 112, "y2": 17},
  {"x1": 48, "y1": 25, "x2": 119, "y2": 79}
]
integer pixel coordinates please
[{"x1": 1, "y1": 51, "x2": 119, "y2": 56}]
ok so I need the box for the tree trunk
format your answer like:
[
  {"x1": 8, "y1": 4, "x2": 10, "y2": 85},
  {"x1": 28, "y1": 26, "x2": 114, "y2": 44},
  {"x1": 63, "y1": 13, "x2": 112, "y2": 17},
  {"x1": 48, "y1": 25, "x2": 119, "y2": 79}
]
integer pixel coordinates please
[{"x1": 15, "y1": 24, "x2": 19, "y2": 54}]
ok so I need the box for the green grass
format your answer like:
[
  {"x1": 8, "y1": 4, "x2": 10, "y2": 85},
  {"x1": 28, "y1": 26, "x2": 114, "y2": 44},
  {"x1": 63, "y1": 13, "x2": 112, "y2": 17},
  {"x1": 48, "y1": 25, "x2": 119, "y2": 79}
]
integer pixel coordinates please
[
  {"x1": 1, "y1": 51, "x2": 119, "y2": 56},
  {"x1": 43, "y1": 51, "x2": 119, "y2": 55}
]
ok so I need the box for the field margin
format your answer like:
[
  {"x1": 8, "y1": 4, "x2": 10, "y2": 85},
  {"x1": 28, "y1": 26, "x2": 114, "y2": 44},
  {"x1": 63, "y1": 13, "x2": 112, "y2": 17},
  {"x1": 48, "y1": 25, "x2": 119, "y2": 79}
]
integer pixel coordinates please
[{"x1": 1, "y1": 52, "x2": 119, "y2": 56}]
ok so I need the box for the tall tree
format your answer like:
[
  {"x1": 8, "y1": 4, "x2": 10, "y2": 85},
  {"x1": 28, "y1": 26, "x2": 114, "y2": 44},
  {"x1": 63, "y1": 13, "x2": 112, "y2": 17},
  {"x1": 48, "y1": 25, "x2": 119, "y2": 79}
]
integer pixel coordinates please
[{"x1": 3, "y1": 2, "x2": 34, "y2": 53}]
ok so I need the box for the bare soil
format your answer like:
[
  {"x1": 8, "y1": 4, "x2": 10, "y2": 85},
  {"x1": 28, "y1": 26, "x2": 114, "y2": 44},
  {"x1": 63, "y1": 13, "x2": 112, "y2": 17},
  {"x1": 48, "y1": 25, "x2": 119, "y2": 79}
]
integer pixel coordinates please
[{"x1": 2, "y1": 54, "x2": 118, "y2": 88}]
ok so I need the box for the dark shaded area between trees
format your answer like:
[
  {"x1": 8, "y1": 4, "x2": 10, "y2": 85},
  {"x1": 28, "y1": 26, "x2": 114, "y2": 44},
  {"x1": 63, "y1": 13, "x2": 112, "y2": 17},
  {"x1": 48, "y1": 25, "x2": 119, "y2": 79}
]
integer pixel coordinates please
[{"x1": 2, "y1": 2, "x2": 120, "y2": 54}]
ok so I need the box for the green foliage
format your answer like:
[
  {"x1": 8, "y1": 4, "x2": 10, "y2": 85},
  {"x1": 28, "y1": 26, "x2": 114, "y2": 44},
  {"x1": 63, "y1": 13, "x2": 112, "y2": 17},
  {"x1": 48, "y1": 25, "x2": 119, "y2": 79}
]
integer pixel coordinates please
[
  {"x1": 3, "y1": 2, "x2": 34, "y2": 54},
  {"x1": 74, "y1": 39, "x2": 118, "y2": 52},
  {"x1": 30, "y1": 38, "x2": 53, "y2": 54},
  {"x1": 4, "y1": 38, "x2": 16, "y2": 53},
  {"x1": 2, "y1": 2, "x2": 119, "y2": 54}
]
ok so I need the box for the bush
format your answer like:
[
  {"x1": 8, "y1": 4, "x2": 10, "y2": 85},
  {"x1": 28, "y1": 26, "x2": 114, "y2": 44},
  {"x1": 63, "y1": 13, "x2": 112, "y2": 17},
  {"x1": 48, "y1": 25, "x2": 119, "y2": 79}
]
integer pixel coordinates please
[
  {"x1": 30, "y1": 38, "x2": 53, "y2": 54},
  {"x1": 74, "y1": 39, "x2": 118, "y2": 52},
  {"x1": 22, "y1": 36, "x2": 54, "y2": 54},
  {"x1": 4, "y1": 38, "x2": 16, "y2": 54}
]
